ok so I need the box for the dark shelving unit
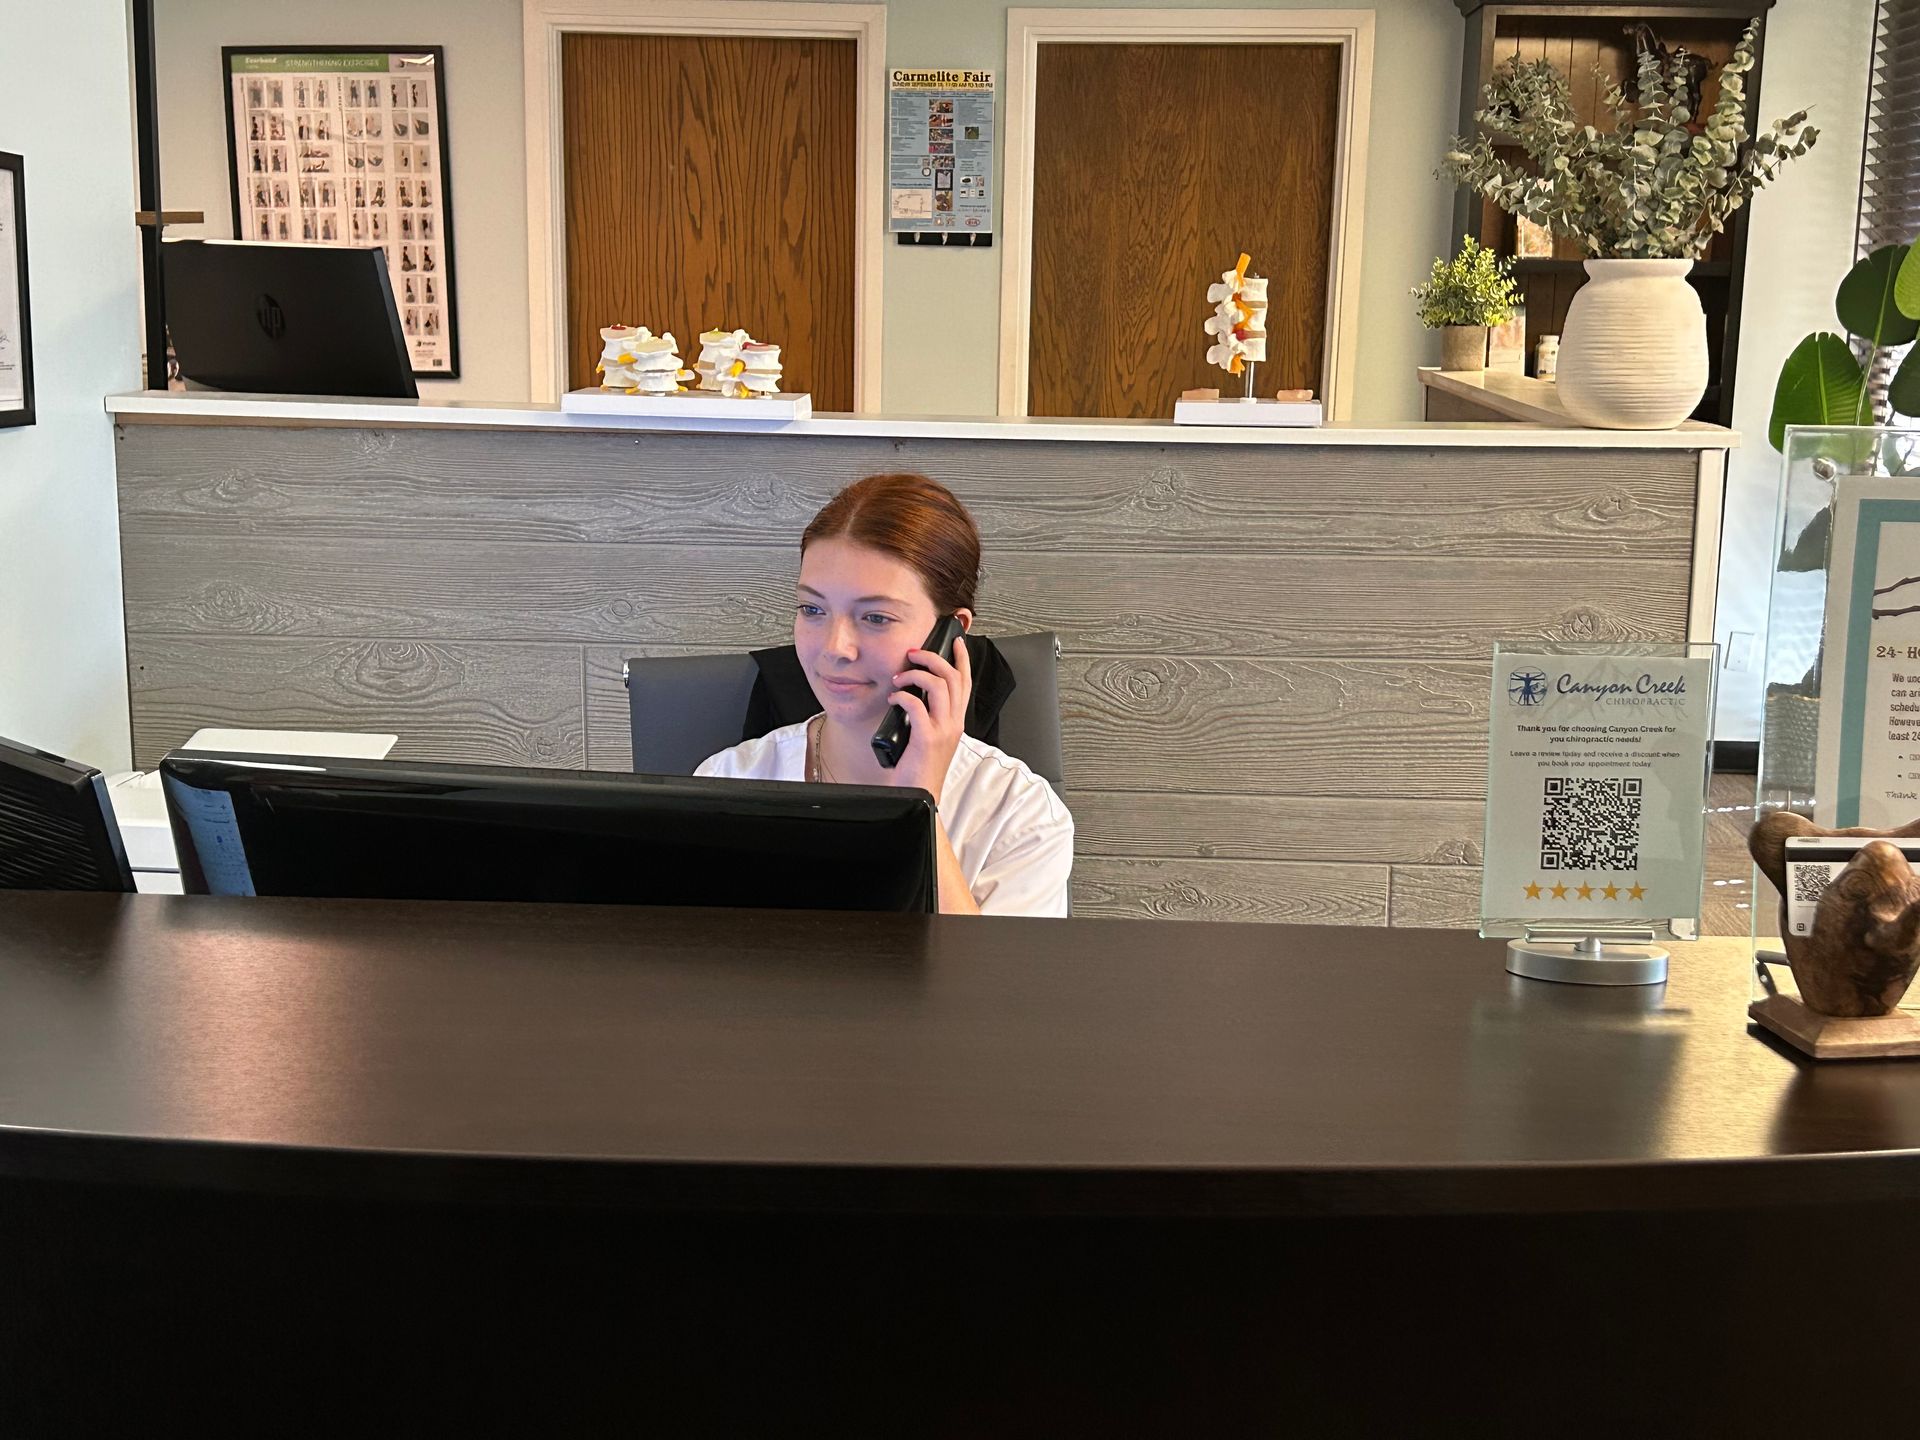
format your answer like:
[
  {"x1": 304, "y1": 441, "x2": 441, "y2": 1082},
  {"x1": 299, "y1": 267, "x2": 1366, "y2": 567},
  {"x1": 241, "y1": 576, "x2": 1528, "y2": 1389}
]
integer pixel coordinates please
[{"x1": 1451, "y1": 2, "x2": 1775, "y2": 425}]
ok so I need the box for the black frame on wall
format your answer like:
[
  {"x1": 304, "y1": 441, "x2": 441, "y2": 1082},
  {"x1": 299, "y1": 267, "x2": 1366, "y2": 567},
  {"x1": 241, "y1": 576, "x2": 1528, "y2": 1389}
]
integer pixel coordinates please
[
  {"x1": 218, "y1": 44, "x2": 461, "y2": 381},
  {"x1": 0, "y1": 149, "x2": 34, "y2": 430}
]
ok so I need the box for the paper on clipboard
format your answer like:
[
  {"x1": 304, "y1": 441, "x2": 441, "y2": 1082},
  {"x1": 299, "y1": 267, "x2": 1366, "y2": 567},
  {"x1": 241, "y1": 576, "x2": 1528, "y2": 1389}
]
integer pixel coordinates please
[{"x1": 1814, "y1": 478, "x2": 1920, "y2": 827}]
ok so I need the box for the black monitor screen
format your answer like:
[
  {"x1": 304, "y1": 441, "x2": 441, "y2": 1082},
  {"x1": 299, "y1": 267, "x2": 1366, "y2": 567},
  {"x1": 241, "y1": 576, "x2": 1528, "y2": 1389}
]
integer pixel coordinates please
[
  {"x1": 162, "y1": 239, "x2": 417, "y2": 398},
  {"x1": 159, "y1": 754, "x2": 937, "y2": 913},
  {"x1": 0, "y1": 737, "x2": 134, "y2": 893}
]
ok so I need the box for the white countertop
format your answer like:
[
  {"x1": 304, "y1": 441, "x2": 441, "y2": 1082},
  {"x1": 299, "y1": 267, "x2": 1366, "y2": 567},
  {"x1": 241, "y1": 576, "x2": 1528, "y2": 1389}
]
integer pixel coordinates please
[{"x1": 105, "y1": 389, "x2": 1738, "y2": 450}]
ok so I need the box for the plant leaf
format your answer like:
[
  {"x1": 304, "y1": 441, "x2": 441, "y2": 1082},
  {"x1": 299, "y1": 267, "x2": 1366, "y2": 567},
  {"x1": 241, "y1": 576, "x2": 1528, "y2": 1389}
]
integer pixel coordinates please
[
  {"x1": 1836, "y1": 244, "x2": 1920, "y2": 348},
  {"x1": 1780, "y1": 505, "x2": 1830, "y2": 572},
  {"x1": 1898, "y1": 243, "x2": 1920, "y2": 322},
  {"x1": 1891, "y1": 344, "x2": 1920, "y2": 421},
  {"x1": 1769, "y1": 333, "x2": 1865, "y2": 451}
]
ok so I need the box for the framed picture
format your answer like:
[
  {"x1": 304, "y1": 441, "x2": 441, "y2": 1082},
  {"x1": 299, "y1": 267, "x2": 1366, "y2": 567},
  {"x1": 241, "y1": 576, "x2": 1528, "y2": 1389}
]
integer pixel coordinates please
[
  {"x1": 221, "y1": 46, "x2": 460, "y2": 380},
  {"x1": 0, "y1": 150, "x2": 35, "y2": 429}
]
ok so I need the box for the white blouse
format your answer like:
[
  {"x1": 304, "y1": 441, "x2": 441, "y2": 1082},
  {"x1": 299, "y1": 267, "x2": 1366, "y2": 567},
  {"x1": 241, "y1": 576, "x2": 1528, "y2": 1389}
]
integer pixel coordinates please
[{"x1": 696, "y1": 722, "x2": 1074, "y2": 917}]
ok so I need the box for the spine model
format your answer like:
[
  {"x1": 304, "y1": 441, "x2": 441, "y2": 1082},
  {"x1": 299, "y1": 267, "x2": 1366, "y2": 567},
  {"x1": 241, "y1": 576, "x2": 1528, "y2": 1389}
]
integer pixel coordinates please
[{"x1": 1203, "y1": 254, "x2": 1269, "y2": 382}]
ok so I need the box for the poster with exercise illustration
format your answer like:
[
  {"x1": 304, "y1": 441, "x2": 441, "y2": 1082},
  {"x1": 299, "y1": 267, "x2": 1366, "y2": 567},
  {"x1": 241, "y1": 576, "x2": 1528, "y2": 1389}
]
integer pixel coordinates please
[
  {"x1": 1815, "y1": 479, "x2": 1920, "y2": 827},
  {"x1": 0, "y1": 156, "x2": 28, "y2": 419},
  {"x1": 224, "y1": 48, "x2": 458, "y2": 378}
]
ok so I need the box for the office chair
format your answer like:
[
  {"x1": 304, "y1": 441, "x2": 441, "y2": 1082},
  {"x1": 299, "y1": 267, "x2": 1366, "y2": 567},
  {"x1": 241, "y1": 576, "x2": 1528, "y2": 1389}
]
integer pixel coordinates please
[{"x1": 626, "y1": 632, "x2": 1065, "y2": 786}]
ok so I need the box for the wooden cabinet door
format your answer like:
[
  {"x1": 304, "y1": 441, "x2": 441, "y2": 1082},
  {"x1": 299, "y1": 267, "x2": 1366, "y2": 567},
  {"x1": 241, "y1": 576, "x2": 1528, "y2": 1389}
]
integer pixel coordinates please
[
  {"x1": 562, "y1": 33, "x2": 856, "y2": 408},
  {"x1": 1028, "y1": 43, "x2": 1341, "y2": 419}
]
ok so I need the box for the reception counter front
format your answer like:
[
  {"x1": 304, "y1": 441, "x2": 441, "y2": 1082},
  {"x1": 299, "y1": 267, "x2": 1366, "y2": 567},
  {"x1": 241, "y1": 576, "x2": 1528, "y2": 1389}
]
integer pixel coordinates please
[
  {"x1": 107, "y1": 392, "x2": 1733, "y2": 926},
  {"x1": 2, "y1": 891, "x2": 1915, "y2": 1432}
]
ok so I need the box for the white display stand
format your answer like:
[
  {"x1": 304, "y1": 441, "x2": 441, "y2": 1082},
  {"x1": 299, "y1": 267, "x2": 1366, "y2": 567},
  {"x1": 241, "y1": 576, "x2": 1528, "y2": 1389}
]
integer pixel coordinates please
[
  {"x1": 1173, "y1": 397, "x2": 1322, "y2": 428},
  {"x1": 561, "y1": 388, "x2": 813, "y2": 421}
]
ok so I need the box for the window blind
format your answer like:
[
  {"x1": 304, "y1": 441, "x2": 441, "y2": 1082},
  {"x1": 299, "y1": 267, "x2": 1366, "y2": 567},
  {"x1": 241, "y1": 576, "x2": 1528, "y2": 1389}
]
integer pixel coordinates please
[{"x1": 1860, "y1": 0, "x2": 1920, "y2": 410}]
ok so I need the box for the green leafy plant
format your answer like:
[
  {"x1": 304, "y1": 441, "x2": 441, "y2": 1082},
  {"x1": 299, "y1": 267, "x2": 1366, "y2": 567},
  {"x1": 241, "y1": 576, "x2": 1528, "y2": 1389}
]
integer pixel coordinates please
[
  {"x1": 1769, "y1": 240, "x2": 1920, "y2": 451},
  {"x1": 1411, "y1": 236, "x2": 1520, "y2": 328},
  {"x1": 1438, "y1": 21, "x2": 1816, "y2": 259}
]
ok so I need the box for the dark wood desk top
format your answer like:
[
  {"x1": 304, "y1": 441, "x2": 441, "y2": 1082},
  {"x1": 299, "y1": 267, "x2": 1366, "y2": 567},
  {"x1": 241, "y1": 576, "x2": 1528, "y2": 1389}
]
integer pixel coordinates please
[{"x1": 2, "y1": 892, "x2": 1917, "y2": 1217}]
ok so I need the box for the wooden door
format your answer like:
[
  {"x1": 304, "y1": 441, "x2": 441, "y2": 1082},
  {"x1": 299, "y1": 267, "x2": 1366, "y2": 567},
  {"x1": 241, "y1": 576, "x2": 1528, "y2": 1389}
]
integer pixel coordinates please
[
  {"x1": 562, "y1": 34, "x2": 856, "y2": 407},
  {"x1": 1027, "y1": 43, "x2": 1342, "y2": 418}
]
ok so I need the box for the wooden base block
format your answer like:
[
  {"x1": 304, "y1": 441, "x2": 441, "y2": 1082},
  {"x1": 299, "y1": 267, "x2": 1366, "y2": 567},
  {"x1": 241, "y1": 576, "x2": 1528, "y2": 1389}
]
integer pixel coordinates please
[{"x1": 1748, "y1": 994, "x2": 1920, "y2": 1060}]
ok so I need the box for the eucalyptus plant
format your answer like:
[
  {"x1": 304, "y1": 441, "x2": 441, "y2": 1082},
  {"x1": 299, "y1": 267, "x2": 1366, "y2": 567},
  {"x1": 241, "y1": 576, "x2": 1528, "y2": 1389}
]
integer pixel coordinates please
[
  {"x1": 1411, "y1": 236, "x2": 1520, "y2": 328},
  {"x1": 1438, "y1": 20, "x2": 1816, "y2": 259}
]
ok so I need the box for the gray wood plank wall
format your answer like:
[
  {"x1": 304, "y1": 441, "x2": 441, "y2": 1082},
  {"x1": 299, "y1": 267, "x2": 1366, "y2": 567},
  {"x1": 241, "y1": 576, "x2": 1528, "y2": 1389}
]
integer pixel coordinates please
[{"x1": 115, "y1": 424, "x2": 1703, "y2": 925}]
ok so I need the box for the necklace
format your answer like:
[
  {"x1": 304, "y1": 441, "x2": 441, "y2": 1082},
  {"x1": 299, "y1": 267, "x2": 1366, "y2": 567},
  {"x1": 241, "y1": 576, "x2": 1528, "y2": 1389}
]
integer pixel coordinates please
[{"x1": 807, "y1": 713, "x2": 838, "y2": 784}]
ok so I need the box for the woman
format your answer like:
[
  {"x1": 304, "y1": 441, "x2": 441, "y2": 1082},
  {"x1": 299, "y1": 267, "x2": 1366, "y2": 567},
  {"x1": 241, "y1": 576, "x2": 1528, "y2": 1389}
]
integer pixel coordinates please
[{"x1": 697, "y1": 474, "x2": 1072, "y2": 916}]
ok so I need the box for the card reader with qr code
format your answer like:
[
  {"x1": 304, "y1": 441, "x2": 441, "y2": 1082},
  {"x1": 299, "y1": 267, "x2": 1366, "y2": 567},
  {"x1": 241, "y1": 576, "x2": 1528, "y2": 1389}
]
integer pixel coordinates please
[{"x1": 1783, "y1": 835, "x2": 1920, "y2": 937}]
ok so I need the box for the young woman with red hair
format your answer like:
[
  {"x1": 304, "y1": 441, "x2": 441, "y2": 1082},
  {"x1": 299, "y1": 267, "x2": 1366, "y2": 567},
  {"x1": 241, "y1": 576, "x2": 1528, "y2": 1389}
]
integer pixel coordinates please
[{"x1": 697, "y1": 473, "x2": 1072, "y2": 916}]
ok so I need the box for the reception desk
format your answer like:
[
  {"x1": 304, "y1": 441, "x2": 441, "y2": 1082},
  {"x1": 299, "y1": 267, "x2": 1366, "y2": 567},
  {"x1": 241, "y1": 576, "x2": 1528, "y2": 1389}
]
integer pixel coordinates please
[
  {"x1": 1, "y1": 891, "x2": 1915, "y2": 1432},
  {"x1": 106, "y1": 392, "x2": 1734, "y2": 927}
]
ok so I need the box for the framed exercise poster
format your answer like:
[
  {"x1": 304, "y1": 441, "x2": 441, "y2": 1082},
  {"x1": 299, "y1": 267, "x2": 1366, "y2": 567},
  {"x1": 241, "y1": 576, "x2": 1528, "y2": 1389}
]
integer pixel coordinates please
[
  {"x1": 222, "y1": 46, "x2": 460, "y2": 379},
  {"x1": 0, "y1": 150, "x2": 34, "y2": 428}
]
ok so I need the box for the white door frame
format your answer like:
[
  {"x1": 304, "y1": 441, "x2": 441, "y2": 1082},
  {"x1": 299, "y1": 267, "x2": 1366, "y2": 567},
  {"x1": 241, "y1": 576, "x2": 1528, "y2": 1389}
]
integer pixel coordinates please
[
  {"x1": 998, "y1": 8, "x2": 1374, "y2": 419},
  {"x1": 522, "y1": 0, "x2": 886, "y2": 405}
]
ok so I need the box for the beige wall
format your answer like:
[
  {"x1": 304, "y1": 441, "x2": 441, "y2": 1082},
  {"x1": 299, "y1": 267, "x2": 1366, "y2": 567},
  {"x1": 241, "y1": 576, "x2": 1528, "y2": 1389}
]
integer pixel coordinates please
[
  {"x1": 1715, "y1": 0, "x2": 1877, "y2": 739},
  {"x1": 153, "y1": 0, "x2": 530, "y2": 403},
  {"x1": 127, "y1": 0, "x2": 1900, "y2": 743},
  {"x1": 877, "y1": 0, "x2": 1461, "y2": 421},
  {"x1": 154, "y1": 0, "x2": 1459, "y2": 419},
  {"x1": 0, "y1": 0, "x2": 142, "y2": 768}
]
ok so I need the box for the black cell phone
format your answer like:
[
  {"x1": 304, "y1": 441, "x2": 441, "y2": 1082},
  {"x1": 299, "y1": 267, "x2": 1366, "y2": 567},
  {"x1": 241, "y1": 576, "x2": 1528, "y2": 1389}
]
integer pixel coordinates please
[{"x1": 871, "y1": 615, "x2": 967, "y2": 769}]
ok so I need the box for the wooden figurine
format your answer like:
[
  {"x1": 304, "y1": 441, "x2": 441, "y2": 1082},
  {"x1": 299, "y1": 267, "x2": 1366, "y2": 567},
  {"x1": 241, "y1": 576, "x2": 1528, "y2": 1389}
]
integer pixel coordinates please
[{"x1": 1747, "y1": 812, "x2": 1920, "y2": 1057}]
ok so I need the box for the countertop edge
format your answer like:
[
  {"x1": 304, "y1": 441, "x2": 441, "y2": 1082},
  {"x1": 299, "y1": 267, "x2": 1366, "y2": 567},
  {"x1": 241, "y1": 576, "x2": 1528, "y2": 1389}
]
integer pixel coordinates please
[
  {"x1": 104, "y1": 391, "x2": 1740, "y2": 450},
  {"x1": 3, "y1": 1127, "x2": 1909, "y2": 1220}
]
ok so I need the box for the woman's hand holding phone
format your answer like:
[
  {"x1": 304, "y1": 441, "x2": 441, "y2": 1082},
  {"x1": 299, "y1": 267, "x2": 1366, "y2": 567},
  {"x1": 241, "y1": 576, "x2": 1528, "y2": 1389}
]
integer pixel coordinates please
[{"x1": 880, "y1": 630, "x2": 970, "y2": 805}]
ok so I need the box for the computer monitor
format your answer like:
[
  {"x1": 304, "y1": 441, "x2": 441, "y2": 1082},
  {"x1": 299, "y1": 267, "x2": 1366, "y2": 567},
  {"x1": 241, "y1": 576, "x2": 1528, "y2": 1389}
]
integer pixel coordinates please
[
  {"x1": 162, "y1": 238, "x2": 417, "y2": 398},
  {"x1": 0, "y1": 736, "x2": 135, "y2": 892},
  {"x1": 159, "y1": 753, "x2": 938, "y2": 913}
]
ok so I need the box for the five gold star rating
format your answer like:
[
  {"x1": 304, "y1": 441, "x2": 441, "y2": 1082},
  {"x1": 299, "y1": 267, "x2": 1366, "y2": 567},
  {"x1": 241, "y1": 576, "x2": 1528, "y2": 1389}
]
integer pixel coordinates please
[{"x1": 1524, "y1": 881, "x2": 1644, "y2": 902}]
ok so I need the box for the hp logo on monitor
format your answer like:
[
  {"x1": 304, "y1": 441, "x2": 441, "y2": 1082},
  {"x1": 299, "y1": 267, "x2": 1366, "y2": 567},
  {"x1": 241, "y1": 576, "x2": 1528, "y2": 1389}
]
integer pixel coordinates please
[{"x1": 254, "y1": 292, "x2": 286, "y2": 341}]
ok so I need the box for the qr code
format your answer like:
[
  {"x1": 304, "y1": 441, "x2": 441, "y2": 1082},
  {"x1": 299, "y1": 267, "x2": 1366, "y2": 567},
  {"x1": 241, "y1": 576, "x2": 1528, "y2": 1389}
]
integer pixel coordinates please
[
  {"x1": 1539, "y1": 776, "x2": 1641, "y2": 872},
  {"x1": 1791, "y1": 864, "x2": 1832, "y2": 905}
]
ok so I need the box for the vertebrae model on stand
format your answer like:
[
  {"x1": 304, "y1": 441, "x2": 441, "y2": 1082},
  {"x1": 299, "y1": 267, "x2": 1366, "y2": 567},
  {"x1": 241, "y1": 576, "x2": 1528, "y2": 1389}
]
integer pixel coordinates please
[
  {"x1": 695, "y1": 329, "x2": 784, "y2": 398},
  {"x1": 1202, "y1": 253, "x2": 1269, "y2": 390},
  {"x1": 594, "y1": 326, "x2": 693, "y2": 394}
]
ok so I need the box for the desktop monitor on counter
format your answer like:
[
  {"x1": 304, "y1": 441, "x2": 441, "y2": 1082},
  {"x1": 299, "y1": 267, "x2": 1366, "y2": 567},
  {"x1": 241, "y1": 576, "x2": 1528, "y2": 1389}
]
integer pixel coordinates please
[
  {"x1": 0, "y1": 737, "x2": 135, "y2": 892},
  {"x1": 158, "y1": 753, "x2": 938, "y2": 913},
  {"x1": 162, "y1": 238, "x2": 417, "y2": 398}
]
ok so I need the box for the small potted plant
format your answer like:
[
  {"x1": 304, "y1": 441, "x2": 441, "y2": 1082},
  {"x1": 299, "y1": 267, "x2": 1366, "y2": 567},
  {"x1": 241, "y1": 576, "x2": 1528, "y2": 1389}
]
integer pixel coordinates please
[
  {"x1": 1439, "y1": 20, "x2": 1815, "y2": 428},
  {"x1": 1412, "y1": 236, "x2": 1519, "y2": 372}
]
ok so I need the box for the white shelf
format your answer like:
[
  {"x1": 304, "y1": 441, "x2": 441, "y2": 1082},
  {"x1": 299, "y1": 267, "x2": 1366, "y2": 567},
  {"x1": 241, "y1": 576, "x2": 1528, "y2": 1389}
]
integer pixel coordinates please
[
  {"x1": 104, "y1": 391, "x2": 1737, "y2": 450},
  {"x1": 1414, "y1": 366, "x2": 1733, "y2": 439}
]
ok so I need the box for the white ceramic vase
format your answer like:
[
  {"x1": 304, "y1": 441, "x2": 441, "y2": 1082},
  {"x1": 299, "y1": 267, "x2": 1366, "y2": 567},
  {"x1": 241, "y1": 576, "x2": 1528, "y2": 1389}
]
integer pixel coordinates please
[
  {"x1": 1555, "y1": 258, "x2": 1708, "y2": 429},
  {"x1": 1439, "y1": 325, "x2": 1487, "y2": 372}
]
